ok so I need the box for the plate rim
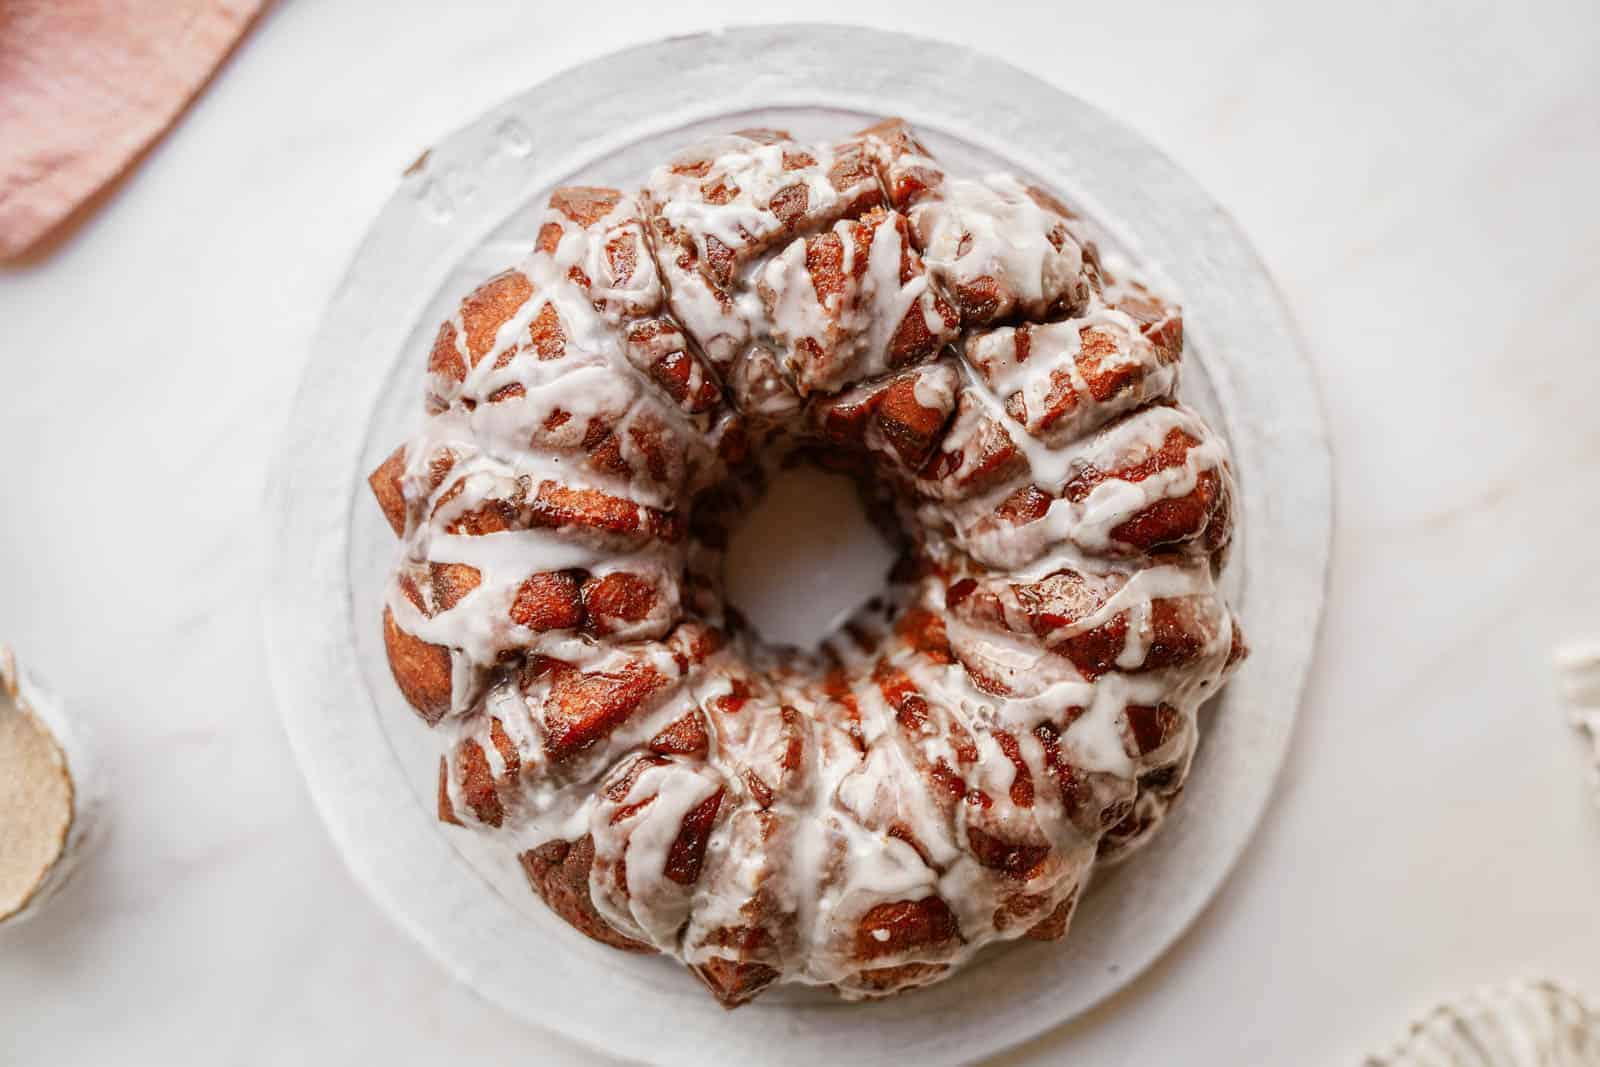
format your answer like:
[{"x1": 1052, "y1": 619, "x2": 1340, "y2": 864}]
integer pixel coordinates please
[{"x1": 264, "y1": 22, "x2": 1332, "y2": 1066}]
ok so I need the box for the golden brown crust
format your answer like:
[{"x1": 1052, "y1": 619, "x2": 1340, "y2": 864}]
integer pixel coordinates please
[
  {"x1": 368, "y1": 446, "x2": 408, "y2": 537},
  {"x1": 845, "y1": 962, "x2": 949, "y2": 995},
  {"x1": 581, "y1": 572, "x2": 660, "y2": 634},
  {"x1": 519, "y1": 837, "x2": 655, "y2": 953},
  {"x1": 460, "y1": 270, "x2": 534, "y2": 368},
  {"x1": 381, "y1": 606, "x2": 451, "y2": 725},
  {"x1": 457, "y1": 736, "x2": 502, "y2": 826},
  {"x1": 549, "y1": 186, "x2": 623, "y2": 227},
  {"x1": 854, "y1": 897, "x2": 960, "y2": 961},
  {"x1": 647, "y1": 711, "x2": 709, "y2": 757},
  {"x1": 510, "y1": 571, "x2": 585, "y2": 632},
  {"x1": 437, "y1": 756, "x2": 462, "y2": 825},
  {"x1": 376, "y1": 119, "x2": 1244, "y2": 1009},
  {"x1": 1024, "y1": 893, "x2": 1077, "y2": 941},
  {"x1": 694, "y1": 958, "x2": 782, "y2": 1008},
  {"x1": 530, "y1": 658, "x2": 671, "y2": 761},
  {"x1": 812, "y1": 363, "x2": 959, "y2": 471},
  {"x1": 853, "y1": 117, "x2": 942, "y2": 211}
]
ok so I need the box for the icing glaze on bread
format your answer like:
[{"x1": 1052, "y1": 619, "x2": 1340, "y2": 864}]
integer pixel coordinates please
[{"x1": 371, "y1": 119, "x2": 1246, "y2": 1006}]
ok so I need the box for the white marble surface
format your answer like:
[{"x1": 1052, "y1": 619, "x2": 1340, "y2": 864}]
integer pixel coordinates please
[{"x1": 1, "y1": 1, "x2": 1596, "y2": 1063}]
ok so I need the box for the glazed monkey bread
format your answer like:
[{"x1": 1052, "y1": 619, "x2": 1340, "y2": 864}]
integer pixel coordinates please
[{"x1": 369, "y1": 119, "x2": 1247, "y2": 1007}]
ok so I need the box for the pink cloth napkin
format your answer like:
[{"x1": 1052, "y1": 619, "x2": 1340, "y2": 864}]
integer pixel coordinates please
[{"x1": 0, "y1": 0, "x2": 265, "y2": 261}]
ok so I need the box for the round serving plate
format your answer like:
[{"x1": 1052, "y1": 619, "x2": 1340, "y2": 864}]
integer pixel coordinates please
[{"x1": 265, "y1": 24, "x2": 1330, "y2": 1066}]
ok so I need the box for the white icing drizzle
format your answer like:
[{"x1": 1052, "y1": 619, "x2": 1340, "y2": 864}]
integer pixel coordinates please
[
  {"x1": 756, "y1": 210, "x2": 954, "y2": 396},
  {"x1": 644, "y1": 135, "x2": 865, "y2": 274},
  {"x1": 590, "y1": 757, "x2": 724, "y2": 945},
  {"x1": 964, "y1": 308, "x2": 1180, "y2": 445},
  {"x1": 379, "y1": 121, "x2": 1246, "y2": 1003},
  {"x1": 912, "y1": 175, "x2": 1088, "y2": 321}
]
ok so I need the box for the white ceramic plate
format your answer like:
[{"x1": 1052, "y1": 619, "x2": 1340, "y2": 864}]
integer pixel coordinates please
[{"x1": 265, "y1": 24, "x2": 1330, "y2": 1066}]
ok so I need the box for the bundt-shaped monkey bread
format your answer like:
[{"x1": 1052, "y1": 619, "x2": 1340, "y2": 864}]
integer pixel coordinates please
[{"x1": 369, "y1": 119, "x2": 1247, "y2": 1007}]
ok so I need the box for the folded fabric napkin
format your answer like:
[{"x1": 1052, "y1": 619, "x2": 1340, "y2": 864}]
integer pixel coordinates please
[
  {"x1": 0, "y1": 0, "x2": 265, "y2": 261},
  {"x1": 1365, "y1": 980, "x2": 1599, "y2": 1066}
]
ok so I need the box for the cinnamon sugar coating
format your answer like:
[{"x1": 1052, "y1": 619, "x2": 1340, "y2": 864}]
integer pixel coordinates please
[{"x1": 370, "y1": 119, "x2": 1246, "y2": 1006}]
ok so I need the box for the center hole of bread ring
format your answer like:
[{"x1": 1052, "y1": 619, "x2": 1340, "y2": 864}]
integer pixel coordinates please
[{"x1": 723, "y1": 464, "x2": 898, "y2": 649}]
